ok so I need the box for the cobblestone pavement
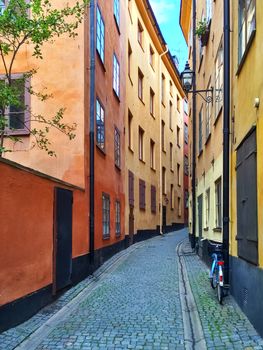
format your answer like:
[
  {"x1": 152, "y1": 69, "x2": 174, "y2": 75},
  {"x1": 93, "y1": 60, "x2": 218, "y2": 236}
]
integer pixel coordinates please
[
  {"x1": 182, "y1": 239, "x2": 263, "y2": 350},
  {"x1": 1, "y1": 229, "x2": 263, "y2": 350}
]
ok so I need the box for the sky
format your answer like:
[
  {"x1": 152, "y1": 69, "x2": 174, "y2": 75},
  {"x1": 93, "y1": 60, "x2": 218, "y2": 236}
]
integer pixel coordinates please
[{"x1": 149, "y1": 0, "x2": 188, "y2": 72}]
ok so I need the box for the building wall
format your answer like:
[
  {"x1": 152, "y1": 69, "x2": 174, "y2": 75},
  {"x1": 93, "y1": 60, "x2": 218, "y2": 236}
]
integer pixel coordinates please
[
  {"x1": 181, "y1": 0, "x2": 224, "y2": 244},
  {"x1": 230, "y1": 0, "x2": 263, "y2": 337},
  {"x1": 92, "y1": 0, "x2": 126, "y2": 250},
  {"x1": 2, "y1": 0, "x2": 86, "y2": 189},
  {"x1": 125, "y1": 0, "x2": 185, "y2": 238},
  {"x1": 183, "y1": 100, "x2": 189, "y2": 222}
]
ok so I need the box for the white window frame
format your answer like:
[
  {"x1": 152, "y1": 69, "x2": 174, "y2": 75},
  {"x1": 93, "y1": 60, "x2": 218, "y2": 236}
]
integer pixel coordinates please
[
  {"x1": 96, "y1": 6, "x2": 105, "y2": 63},
  {"x1": 113, "y1": 54, "x2": 120, "y2": 97}
]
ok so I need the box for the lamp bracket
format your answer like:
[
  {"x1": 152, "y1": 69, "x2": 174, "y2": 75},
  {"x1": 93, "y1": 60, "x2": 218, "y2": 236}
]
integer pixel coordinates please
[{"x1": 188, "y1": 87, "x2": 214, "y2": 103}]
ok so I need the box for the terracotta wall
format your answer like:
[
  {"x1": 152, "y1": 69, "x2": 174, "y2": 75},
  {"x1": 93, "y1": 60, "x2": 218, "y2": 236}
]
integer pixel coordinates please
[{"x1": 0, "y1": 160, "x2": 89, "y2": 306}]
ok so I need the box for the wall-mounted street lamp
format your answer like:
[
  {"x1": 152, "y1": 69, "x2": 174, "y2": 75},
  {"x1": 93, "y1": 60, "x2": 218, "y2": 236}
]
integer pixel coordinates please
[{"x1": 181, "y1": 61, "x2": 213, "y2": 103}]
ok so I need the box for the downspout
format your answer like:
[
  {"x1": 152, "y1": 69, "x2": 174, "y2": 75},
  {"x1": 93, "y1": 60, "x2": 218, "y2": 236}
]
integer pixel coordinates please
[
  {"x1": 159, "y1": 45, "x2": 169, "y2": 235},
  {"x1": 89, "y1": 0, "x2": 95, "y2": 262},
  {"x1": 191, "y1": 0, "x2": 197, "y2": 249},
  {"x1": 223, "y1": 0, "x2": 230, "y2": 285}
]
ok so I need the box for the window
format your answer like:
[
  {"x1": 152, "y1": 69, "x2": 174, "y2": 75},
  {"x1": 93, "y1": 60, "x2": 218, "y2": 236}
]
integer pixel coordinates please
[
  {"x1": 161, "y1": 120, "x2": 165, "y2": 151},
  {"x1": 162, "y1": 167, "x2": 166, "y2": 194},
  {"x1": 128, "y1": 41, "x2": 132, "y2": 79},
  {"x1": 128, "y1": 110, "x2": 133, "y2": 150},
  {"x1": 170, "y1": 143, "x2": 173, "y2": 171},
  {"x1": 199, "y1": 106, "x2": 203, "y2": 153},
  {"x1": 161, "y1": 74, "x2": 165, "y2": 104},
  {"x1": 170, "y1": 184, "x2": 174, "y2": 210},
  {"x1": 114, "y1": 127, "x2": 120, "y2": 168},
  {"x1": 178, "y1": 197, "x2": 182, "y2": 217},
  {"x1": 169, "y1": 80, "x2": 173, "y2": 96},
  {"x1": 96, "y1": 6, "x2": 105, "y2": 63},
  {"x1": 177, "y1": 163, "x2": 181, "y2": 186},
  {"x1": 206, "y1": 82, "x2": 212, "y2": 139},
  {"x1": 114, "y1": 0, "x2": 120, "y2": 27},
  {"x1": 206, "y1": 0, "x2": 212, "y2": 21},
  {"x1": 139, "y1": 179, "x2": 146, "y2": 210},
  {"x1": 150, "y1": 139, "x2": 155, "y2": 169},
  {"x1": 96, "y1": 99, "x2": 105, "y2": 150},
  {"x1": 137, "y1": 20, "x2": 144, "y2": 47},
  {"x1": 215, "y1": 43, "x2": 223, "y2": 118},
  {"x1": 149, "y1": 45, "x2": 155, "y2": 68},
  {"x1": 238, "y1": 0, "x2": 256, "y2": 63},
  {"x1": 184, "y1": 123, "x2": 188, "y2": 144},
  {"x1": 128, "y1": 0, "x2": 132, "y2": 20},
  {"x1": 205, "y1": 188, "x2": 210, "y2": 228},
  {"x1": 177, "y1": 126, "x2": 180, "y2": 147},
  {"x1": 177, "y1": 95, "x2": 181, "y2": 112},
  {"x1": 102, "y1": 194, "x2": 110, "y2": 238},
  {"x1": 184, "y1": 155, "x2": 189, "y2": 175},
  {"x1": 128, "y1": 170, "x2": 134, "y2": 207},
  {"x1": 113, "y1": 54, "x2": 120, "y2": 97},
  {"x1": 185, "y1": 191, "x2": 189, "y2": 209},
  {"x1": 115, "y1": 200, "x2": 121, "y2": 237},
  {"x1": 2, "y1": 75, "x2": 30, "y2": 135},
  {"x1": 138, "y1": 126, "x2": 144, "y2": 161},
  {"x1": 169, "y1": 101, "x2": 173, "y2": 130},
  {"x1": 215, "y1": 178, "x2": 222, "y2": 228},
  {"x1": 150, "y1": 88, "x2": 155, "y2": 116},
  {"x1": 138, "y1": 69, "x2": 144, "y2": 101},
  {"x1": 151, "y1": 185, "x2": 156, "y2": 214}
]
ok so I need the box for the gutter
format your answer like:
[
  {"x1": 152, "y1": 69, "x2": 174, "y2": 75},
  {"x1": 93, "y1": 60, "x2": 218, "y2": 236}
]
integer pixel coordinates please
[
  {"x1": 222, "y1": 0, "x2": 230, "y2": 285},
  {"x1": 89, "y1": 0, "x2": 95, "y2": 262}
]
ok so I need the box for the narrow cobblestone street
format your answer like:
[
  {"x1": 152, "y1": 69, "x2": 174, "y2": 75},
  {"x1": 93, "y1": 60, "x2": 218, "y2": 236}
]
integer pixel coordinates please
[{"x1": 1, "y1": 229, "x2": 263, "y2": 350}]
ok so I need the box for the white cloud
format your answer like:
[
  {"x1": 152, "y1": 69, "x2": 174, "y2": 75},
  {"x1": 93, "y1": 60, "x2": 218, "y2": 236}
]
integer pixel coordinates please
[{"x1": 149, "y1": 0, "x2": 176, "y2": 25}]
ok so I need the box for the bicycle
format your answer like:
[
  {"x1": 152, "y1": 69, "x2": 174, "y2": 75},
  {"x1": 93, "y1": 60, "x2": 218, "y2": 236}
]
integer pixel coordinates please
[{"x1": 208, "y1": 241, "x2": 225, "y2": 304}]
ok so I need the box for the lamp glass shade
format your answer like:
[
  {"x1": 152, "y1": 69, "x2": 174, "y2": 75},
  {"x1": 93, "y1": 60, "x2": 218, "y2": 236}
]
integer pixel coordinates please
[{"x1": 181, "y1": 62, "x2": 193, "y2": 92}]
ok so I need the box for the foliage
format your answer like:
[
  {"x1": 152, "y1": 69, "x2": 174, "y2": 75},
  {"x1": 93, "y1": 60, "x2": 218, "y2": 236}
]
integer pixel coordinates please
[
  {"x1": 195, "y1": 19, "x2": 209, "y2": 37},
  {"x1": 0, "y1": 0, "x2": 89, "y2": 156}
]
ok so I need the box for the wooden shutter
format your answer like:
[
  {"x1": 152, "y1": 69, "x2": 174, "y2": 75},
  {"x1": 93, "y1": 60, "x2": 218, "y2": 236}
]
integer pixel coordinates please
[
  {"x1": 236, "y1": 128, "x2": 258, "y2": 265},
  {"x1": 139, "y1": 179, "x2": 145, "y2": 210},
  {"x1": 151, "y1": 185, "x2": 156, "y2": 213}
]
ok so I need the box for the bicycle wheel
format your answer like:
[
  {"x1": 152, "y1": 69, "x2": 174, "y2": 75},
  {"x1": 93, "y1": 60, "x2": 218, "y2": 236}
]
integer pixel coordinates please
[
  {"x1": 210, "y1": 269, "x2": 217, "y2": 289},
  {"x1": 217, "y1": 284, "x2": 224, "y2": 304}
]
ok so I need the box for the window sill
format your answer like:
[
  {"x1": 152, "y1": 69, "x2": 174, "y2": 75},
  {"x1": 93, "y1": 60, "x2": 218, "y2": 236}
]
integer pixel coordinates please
[
  {"x1": 177, "y1": 144, "x2": 181, "y2": 148},
  {"x1": 205, "y1": 132, "x2": 211, "y2": 145},
  {"x1": 236, "y1": 29, "x2": 256, "y2": 76},
  {"x1": 96, "y1": 144, "x2": 106, "y2": 155},
  {"x1": 204, "y1": 227, "x2": 209, "y2": 232},
  {"x1": 113, "y1": 15, "x2": 120, "y2": 35},
  {"x1": 139, "y1": 207, "x2": 146, "y2": 211},
  {"x1": 139, "y1": 158, "x2": 146, "y2": 164},
  {"x1": 139, "y1": 97, "x2": 145, "y2": 105},
  {"x1": 214, "y1": 106, "x2": 222, "y2": 125},
  {"x1": 213, "y1": 227, "x2": 222, "y2": 233},
  {"x1": 162, "y1": 101, "x2": 166, "y2": 108},
  {"x1": 150, "y1": 112, "x2": 155, "y2": 119},
  {"x1": 96, "y1": 51, "x2": 106, "y2": 72},
  {"x1": 113, "y1": 89, "x2": 120, "y2": 103},
  {"x1": 5, "y1": 129, "x2": 30, "y2": 136},
  {"x1": 115, "y1": 163, "x2": 121, "y2": 172},
  {"x1": 150, "y1": 167, "x2": 156, "y2": 172},
  {"x1": 138, "y1": 42, "x2": 145, "y2": 52},
  {"x1": 150, "y1": 64, "x2": 155, "y2": 72},
  {"x1": 170, "y1": 168, "x2": 174, "y2": 173},
  {"x1": 198, "y1": 149, "x2": 203, "y2": 158},
  {"x1": 103, "y1": 234, "x2": 110, "y2": 240},
  {"x1": 162, "y1": 149, "x2": 166, "y2": 154},
  {"x1": 128, "y1": 75, "x2": 133, "y2": 86},
  {"x1": 128, "y1": 146, "x2": 134, "y2": 154},
  {"x1": 115, "y1": 233, "x2": 121, "y2": 239}
]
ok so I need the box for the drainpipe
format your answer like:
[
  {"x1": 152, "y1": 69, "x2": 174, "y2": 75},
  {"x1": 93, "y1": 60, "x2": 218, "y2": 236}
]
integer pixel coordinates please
[
  {"x1": 89, "y1": 0, "x2": 95, "y2": 262},
  {"x1": 223, "y1": 0, "x2": 230, "y2": 285},
  {"x1": 191, "y1": 0, "x2": 197, "y2": 249},
  {"x1": 159, "y1": 45, "x2": 169, "y2": 235}
]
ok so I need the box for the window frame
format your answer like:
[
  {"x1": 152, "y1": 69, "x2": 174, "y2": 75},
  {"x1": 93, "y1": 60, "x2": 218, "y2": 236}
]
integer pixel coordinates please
[
  {"x1": 96, "y1": 6, "x2": 105, "y2": 64},
  {"x1": 113, "y1": 0, "x2": 120, "y2": 28},
  {"x1": 138, "y1": 126, "x2": 144, "y2": 161},
  {"x1": 150, "y1": 88, "x2": 155, "y2": 116},
  {"x1": 137, "y1": 20, "x2": 144, "y2": 48},
  {"x1": 96, "y1": 98, "x2": 105, "y2": 151},
  {"x1": 102, "y1": 193, "x2": 110, "y2": 239},
  {"x1": 138, "y1": 68, "x2": 144, "y2": 101},
  {"x1": 114, "y1": 126, "x2": 121, "y2": 169},
  {"x1": 215, "y1": 178, "x2": 222, "y2": 229},
  {"x1": 115, "y1": 200, "x2": 121, "y2": 237},
  {"x1": 113, "y1": 53, "x2": 120, "y2": 98},
  {"x1": 139, "y1": 178, "x2": 146, "y2": 210},
  {"x1": 1, "y1": 73, "x2": 31, "y2": 136},
  {"x1": 150, "y1": 139, "x2": 155, "y2": 170},
  {"x1": 215, "y1": 42, "x2": 223, "y2": 120}
]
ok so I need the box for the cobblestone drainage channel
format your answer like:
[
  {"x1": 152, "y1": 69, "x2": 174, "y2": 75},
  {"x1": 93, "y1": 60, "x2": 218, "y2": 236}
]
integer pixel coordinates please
[{"x1": 177, "y1": 239, "x2": 207, "y2": 350}]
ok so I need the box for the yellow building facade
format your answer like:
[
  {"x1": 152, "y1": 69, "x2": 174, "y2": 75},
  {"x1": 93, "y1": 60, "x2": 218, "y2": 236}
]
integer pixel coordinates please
[
  {"x1": 125, "y1": 0, "x2": 185, "y2": 242},
  {"x1": 180, "y1": 0, "x2": 224, "y2": 258},
  {"x1": 230, "y1": 0, "x2": 263, "y2": 337}
]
